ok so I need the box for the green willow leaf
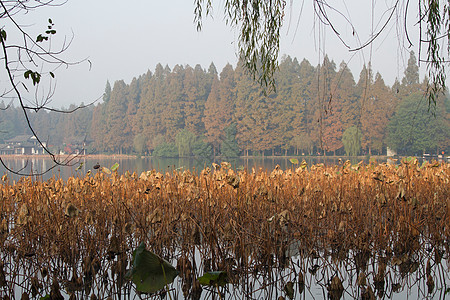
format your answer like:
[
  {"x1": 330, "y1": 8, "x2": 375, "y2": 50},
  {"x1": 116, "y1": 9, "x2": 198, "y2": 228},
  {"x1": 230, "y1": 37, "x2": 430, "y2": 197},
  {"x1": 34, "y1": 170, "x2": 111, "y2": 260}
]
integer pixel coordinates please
[
  {"x1": 24, "y1": 70, "x2": 32, "y2": 79},
  {"x1": 0, "y1": 29, "x2": 6, "y2": 41}
]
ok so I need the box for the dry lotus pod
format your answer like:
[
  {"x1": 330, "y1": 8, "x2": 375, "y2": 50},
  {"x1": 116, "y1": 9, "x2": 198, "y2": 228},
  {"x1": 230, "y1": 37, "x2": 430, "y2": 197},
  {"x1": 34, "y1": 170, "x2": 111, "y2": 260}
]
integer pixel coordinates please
[
  {"x1": 16, "y1": 203, "x2": 30, "y2": 225},
  {"x1": 226, "y1": 174, "x2": 240, "y2": 188},
  {"x1": 139, "y1": 172, "x2": 148, "y2": 181}
]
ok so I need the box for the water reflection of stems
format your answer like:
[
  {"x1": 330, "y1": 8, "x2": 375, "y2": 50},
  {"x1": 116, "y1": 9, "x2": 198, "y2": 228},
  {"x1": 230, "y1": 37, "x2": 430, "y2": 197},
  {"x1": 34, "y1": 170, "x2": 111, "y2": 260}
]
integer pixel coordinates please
[{"x1": 0, "y1": 162, "x2": 448, "y2": 298}]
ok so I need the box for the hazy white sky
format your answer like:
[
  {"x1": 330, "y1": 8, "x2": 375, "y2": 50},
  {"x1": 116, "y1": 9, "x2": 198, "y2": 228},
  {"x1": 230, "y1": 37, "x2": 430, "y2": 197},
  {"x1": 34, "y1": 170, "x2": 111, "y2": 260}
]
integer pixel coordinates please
[{"x1": 18, "y1": 0, "x2": 424, "y2": 107}]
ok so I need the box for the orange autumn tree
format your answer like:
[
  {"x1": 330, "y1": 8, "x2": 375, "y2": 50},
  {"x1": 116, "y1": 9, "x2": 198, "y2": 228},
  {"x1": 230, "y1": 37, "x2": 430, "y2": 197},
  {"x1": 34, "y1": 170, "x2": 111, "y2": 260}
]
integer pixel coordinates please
[
  {"x1": 234, "y1": 61, "x2": 259, "y2": 156},
  {"x1": 203, "y1": 64, "x2": 235, "y2": 156},
  {"x1": 273, "y1": 56, "x2": 304, "y2": 155},
  {"x1": 183, "y1": 64, "x2": 212, "y2": 136},
  {"x1": 315, "y1": 56, "x2": 344, "y2": 155},
  {"x1": 360, "y1": 72, "x2": 393, "y2": 155}
]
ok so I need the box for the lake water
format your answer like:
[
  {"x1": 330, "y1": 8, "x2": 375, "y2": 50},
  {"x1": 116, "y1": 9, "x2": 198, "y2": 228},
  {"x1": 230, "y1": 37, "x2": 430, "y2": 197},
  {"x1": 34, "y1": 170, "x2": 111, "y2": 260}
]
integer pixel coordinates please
[
  {"x1": 4, "y1": 154, "x2": 449, "y2": 182},
  {"x1": 0, "y1": 156, "x2": 373, "y2": 181},
  {"x1": 3, "y1": 154, "x2": 448, "y2": 182}
]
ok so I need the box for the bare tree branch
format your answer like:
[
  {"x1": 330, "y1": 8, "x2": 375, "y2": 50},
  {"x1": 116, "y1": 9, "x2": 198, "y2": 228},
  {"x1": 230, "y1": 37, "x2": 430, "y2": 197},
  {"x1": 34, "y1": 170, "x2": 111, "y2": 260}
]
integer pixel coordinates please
[{"x1": 0, "y1": 0, "x2": 90, "y2": 176}]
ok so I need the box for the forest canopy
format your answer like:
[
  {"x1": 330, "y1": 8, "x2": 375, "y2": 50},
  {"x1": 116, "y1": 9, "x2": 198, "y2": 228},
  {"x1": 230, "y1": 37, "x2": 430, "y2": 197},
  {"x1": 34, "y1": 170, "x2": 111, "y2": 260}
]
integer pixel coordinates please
[
  {"x1": 1, "y1": 0, "x2": 450, "y2": 166},
  {"x1": 2, "y1": 53, "x2": 449, "y2": 158}
]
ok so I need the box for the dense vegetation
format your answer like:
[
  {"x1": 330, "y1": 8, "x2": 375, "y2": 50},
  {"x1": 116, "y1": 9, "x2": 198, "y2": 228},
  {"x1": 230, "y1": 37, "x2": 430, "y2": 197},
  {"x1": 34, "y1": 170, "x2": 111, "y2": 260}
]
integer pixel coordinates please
[
  {"x1": 0, "y1": 161, "x2": 448, "y2": 298},
  {"x1": 1, "y1": 53, "x2": 449, "y2": 157}
]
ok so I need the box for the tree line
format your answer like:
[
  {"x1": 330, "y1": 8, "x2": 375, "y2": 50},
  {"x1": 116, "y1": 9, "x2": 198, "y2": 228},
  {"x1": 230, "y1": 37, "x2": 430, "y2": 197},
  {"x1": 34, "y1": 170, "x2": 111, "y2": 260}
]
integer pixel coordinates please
[{"x1": 1, "y1": 52, "x2": 449, "y2": 158}]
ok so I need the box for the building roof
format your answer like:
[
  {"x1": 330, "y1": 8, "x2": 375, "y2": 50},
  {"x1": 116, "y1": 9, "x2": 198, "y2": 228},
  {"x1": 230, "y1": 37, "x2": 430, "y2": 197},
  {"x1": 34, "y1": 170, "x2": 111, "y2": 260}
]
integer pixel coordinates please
[
  {"x1": 5, "y1": 135, "x2": 33, "y2": 143},
  {"x1": 0, "y1": 144, "x2": 14, "y2": 153}
]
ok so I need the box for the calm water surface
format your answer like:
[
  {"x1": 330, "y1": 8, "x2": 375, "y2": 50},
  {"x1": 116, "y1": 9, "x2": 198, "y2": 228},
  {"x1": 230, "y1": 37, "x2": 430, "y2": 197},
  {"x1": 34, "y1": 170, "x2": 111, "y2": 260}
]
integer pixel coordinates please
[{"x1": 0, "y1": 156, "x2": 376, "y2": 181}]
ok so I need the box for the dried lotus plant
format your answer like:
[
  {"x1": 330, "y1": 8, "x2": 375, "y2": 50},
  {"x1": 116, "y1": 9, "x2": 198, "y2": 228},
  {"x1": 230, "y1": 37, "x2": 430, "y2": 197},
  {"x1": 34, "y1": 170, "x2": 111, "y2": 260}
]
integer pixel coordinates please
[{"x1": 0, "y1": 161, "x2": 447, "y2": 298}]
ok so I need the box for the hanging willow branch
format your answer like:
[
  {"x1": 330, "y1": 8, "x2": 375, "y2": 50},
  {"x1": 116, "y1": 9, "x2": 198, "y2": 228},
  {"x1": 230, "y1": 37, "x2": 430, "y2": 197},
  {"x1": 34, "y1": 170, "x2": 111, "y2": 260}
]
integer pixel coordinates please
[
  {"x1": 0, "y1": 0, "x2": 95, "y2": 176},
  {"x1": 194, "y1": 0, "x2": 450, "y2": 107},
  {"x1": 195, "y1": 0, "x2": 286, "y2": 93},
  {"x1": 422, "y1": 0, "x2": 448, "y2": 107}
]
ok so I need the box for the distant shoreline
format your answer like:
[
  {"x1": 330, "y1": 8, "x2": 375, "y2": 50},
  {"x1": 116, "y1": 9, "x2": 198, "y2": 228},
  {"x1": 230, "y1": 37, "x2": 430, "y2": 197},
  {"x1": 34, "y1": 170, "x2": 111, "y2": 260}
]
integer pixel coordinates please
[
  {"x1": 0, "y1": 154, "x2": 136, "y2": 160},
  {"x1": 1, "y1": 154, "x2": 448, "y2": 162},
  {"x1": 0, "y1": 154, "x2": 404, "y2": 161}
]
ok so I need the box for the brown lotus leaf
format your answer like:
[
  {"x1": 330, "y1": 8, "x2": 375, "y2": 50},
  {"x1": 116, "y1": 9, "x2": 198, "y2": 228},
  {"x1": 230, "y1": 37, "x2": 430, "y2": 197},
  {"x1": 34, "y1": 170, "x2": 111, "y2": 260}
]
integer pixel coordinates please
[
  {"x1": 147, "y1": 207, "x2": 162, "y2": 224},
  {"x1": 65, "y1": 203, "x2": 80, "y2": 218},
  {"x1": 427, "y1": 274, "x2": 434, "y2": 293},
  {"x1": 357, "y1": 272, "x2": 366, "y2": 286}
]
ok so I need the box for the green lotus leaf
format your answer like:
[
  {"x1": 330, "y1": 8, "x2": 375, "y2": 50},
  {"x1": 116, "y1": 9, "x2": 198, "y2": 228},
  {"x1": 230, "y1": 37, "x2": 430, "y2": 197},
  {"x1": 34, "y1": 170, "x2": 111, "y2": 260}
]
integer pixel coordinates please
[
  {"x1": 289, "y1": 158, "x2": 299, "y2": 165},
  {"x1": 127, "y1": 242, "x2": 178, "y2": 294},
  {"x1": 111, "y1": 162, "x2": 119, "y2": 172},
  {"x1": 198, "y1": 271, "x2": 228, "y2": 287}
]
